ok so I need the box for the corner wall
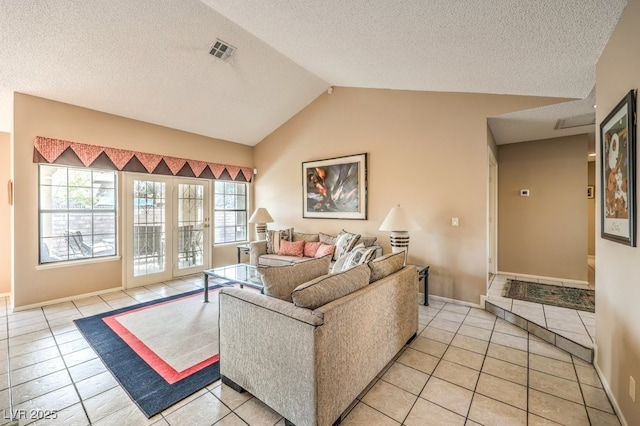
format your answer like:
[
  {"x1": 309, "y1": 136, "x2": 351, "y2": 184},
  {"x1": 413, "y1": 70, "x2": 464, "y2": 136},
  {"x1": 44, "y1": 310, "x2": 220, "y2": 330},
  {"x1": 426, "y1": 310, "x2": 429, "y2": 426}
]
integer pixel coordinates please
[
  {"x1": 254, "y1": 87, "x2": 571, "y2": 304},
  {"x1": 12, "y1": 94, "x2": 253, "y2": 308},
  {"x1": 497, "y1": 135, "x2": 588, "y2": 281},
  {"x1": 595, "y1": 0, "x2": 640, "y2": 422},
  {"x1": 0, "y1": 132, "x2": 10, "y2": 294}
]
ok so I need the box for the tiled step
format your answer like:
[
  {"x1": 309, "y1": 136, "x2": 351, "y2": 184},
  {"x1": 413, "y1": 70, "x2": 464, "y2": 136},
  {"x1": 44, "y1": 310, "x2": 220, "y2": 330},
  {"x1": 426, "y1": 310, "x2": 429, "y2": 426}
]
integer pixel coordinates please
[{"x1": 484, "y1": 300, "x2": 594, "y2": 363}]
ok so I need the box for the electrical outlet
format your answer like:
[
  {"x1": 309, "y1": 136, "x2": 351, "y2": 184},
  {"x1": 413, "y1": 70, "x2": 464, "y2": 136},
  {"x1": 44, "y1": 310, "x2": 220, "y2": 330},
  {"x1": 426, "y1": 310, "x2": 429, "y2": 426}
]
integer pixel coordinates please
[
  {"x1": 631, "y1": 376, "x2": 636, "y2": 402},
  {"x1": 451, "y1": 217, "x2": 459, "y2": 227}
]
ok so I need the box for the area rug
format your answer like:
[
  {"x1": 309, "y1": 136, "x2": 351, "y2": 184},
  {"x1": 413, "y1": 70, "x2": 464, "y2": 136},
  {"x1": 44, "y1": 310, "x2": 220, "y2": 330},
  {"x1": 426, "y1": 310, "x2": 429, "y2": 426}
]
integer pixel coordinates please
[
  {"x1": 502, "y1": 280, "x2": 595, "y2": 313},
  {"x1": 74, "y1": 285, "x2": 226, "y2": 418}
]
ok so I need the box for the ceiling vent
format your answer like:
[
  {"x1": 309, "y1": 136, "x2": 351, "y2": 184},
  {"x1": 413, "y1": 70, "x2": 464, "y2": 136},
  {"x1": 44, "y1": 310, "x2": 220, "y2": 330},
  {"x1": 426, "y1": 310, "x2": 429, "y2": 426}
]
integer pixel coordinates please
[
  {"x1": 209, "y1": 39, "x2": 235, "y2": 62},
  {"x1": 554, "y1": 113, "x2": 596, "y2": 130}
]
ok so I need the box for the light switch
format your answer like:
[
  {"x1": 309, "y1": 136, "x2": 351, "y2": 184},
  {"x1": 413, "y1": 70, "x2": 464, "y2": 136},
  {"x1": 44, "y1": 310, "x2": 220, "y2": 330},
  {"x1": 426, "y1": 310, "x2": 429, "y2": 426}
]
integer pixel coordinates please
[{"x1": 451, "y1": 217, "x2": 459, "y2": 227}]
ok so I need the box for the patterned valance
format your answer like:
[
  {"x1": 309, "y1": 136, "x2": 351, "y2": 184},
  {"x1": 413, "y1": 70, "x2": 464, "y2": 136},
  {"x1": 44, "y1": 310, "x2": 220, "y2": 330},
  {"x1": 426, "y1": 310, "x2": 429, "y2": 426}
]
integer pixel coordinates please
[{"x1": 33, "y1": 137, "x2": 253, "y2": 182}]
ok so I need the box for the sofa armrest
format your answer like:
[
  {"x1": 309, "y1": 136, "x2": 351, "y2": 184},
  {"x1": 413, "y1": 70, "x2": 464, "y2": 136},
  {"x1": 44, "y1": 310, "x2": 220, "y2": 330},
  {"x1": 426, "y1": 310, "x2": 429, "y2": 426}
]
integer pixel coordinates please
[{"x1": 249, "y1": 240, "x2": 267, "y2": 266}]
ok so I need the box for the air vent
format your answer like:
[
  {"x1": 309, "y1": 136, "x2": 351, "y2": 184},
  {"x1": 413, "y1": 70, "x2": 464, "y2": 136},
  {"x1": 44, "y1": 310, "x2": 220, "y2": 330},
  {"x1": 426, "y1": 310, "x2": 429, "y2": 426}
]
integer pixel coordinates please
[
  {"x1": 209, "y1": 39, "x2": 235, "y2": 62},
  {"x1": 554, "y1": 113, "x2": 596, "y2": 130}
]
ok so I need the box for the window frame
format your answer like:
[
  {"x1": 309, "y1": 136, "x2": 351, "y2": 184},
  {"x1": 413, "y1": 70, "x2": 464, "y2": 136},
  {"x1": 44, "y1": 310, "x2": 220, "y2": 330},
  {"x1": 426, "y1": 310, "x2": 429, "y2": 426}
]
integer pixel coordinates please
[
  {"x1": 213, "y1": 181, "x2": 248, "y2": 245},
  {"x1": 38, "y1": 164, "x2": 118, "y2": 265}
]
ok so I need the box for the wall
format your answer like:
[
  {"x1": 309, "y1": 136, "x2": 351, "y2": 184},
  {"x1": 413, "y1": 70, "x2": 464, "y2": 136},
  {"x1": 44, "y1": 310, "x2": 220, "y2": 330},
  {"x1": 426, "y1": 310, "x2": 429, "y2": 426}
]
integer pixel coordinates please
[
  {"x1": 0, "y1": 132, "x2": 10, "y2": 293},
  {"x1": 497, "y1": 135, "x2": 588, "y2": 281},
  {"x1": 595, "y1": 0, "x2": 640, "y2": 422},
  {"x1": 12, "y1": 94, "x2": 253, "y2": 308},
  {"x1": 254, "y1": 87, "x2": 571, "y2": 304}
]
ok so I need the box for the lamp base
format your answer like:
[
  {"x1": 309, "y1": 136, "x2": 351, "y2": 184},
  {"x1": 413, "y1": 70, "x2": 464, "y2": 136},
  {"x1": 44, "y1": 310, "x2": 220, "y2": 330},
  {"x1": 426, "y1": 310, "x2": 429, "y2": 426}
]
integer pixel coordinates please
[
  {"x1": 255, "y1": 223, "x2": 267, "y2": 241},
  {"x1": 389, "y1": 231, "x2": 410, "y2": 265}
]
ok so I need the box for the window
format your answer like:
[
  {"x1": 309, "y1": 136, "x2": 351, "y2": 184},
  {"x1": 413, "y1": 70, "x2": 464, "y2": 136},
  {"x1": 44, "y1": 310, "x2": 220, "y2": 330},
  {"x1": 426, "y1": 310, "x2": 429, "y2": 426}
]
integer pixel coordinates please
[
  {"x1": 214, "y1": 181, "x2": 247, "y2": 244},
  {"x1": 39, "y1": 165, "x2": 117, "y2": 264}
]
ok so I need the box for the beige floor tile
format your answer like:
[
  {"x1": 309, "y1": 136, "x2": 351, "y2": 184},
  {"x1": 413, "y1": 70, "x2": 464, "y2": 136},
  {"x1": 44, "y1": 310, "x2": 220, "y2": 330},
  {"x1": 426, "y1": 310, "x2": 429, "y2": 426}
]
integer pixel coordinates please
[
  {"x1": 11, "y1": 369, "x2": 72, "y2": 405},
  {"x1": 164, "y1": 392, "x2": 231, "y2": 426},
  {"x1": 528, "y1": 413, "x2": 564, "y2": 425},
  {"x1": 575, "y1": 364, "x2": 602, "y2": 388},
  {"x1": 433, "y1": 359, "x2": 479, "y2": 390},
  {"x1": 213, "y1": 412, "x2": 254, "y2": 426},
  {"x1": 476, "y1": 372, "x2": 527, "y2": 409},
  {"x1": 14, "y1": 384, "x2": 81, "y2": 418},
  {"x1": 467, "y1": 308, "x2": 498, "y2": 321},
  {"x1": 92, "y1": 404, "x2": 161, "y2": 425},
  {"x1": 361, "y1": 379, "x2": 417, "y2": 423},
  {"x1": 456, "y1": 324, "x2": 492, "y2": 341},
  {"x1": 76, "y1": 370, "x2": 118, "y2": 400},
  {"x1": 420, "y1": 326, "x2": 455, "y2": 345},
  {"x1": 68, "y1": 358, "x2": 108, "y2": 383},
  {"x1": 397, "y1": 348, "x2": 439, "y2": 375},
  {"x1": 421, "y1": 377, "x2": 473, "y2": 417},
  {"x1": 490, "y1": 331, "x2": 528, "y2": 351},
  {"x1": 528, "y1": 336, "x2": 572, "y2": 362},
  {"x1": 234, "y1": 397, "x2": 282, "y2": 426},
  {"x1": 442, "y1": 346, "x2": 485, "y2": 371},
  {"x1": 529, "y1": 353, "x2": 577, "y2": 381},
  {"x1": 481, "y1": 356, "x2": 528, "y2": 386},
  {"x1": 381, "y1": 362, "x2": 429, "y2": 395},
  {"x1": 486, "y1": 343, "x2": 528, "y2": 367},
  {"x1": 341, "y1": 402, "x2": 399, "y2": 425},
  {"x1": 83, "y1": 386, "x2": 133, "y2": 424},
  {"x1": 404, "y1": 397, "x2": 466, "y2": 426},
  {"x1": 468, "y1": 393, "x2": 527, "y2": 425},
  {"x1": 450, "y1": 334, "x2": 488, "y2": 355},
  {"x1": 494, "y1": 319, "x2": 528, "y2": 338},
  {"x1": 429, "y1": 318, "x2": 462, "y2": 333},
  {"x1": 529, "y1": 389, "x2": 589, "y2": 425},
  {"x1": 10, "y1": 357, "x2": 67, "y2": 386},
  {"x1": 442, "y1": 304, "x2": 471, "y2": 315},
  {"x1": 463, "y1": 315, "x2": 496, "y2": 330},
  {"x1": 211, "y1": 383, "x2": 253, "y2": 410},
  {"x1": 436, "y1": 310, "x2": 467, "y2": 323},
  {"x1": 586, "y1": 407, "x2": 622, "y2": 425},
  {"x1": 410, "y1": 336, "x2": 448, "y2": 358},
  {"x1": 529, "y1": 370, "x2": 582, "y2": 404},
  {"x1": 581, "y1": 383, "x2": 614, "y2": 413}
]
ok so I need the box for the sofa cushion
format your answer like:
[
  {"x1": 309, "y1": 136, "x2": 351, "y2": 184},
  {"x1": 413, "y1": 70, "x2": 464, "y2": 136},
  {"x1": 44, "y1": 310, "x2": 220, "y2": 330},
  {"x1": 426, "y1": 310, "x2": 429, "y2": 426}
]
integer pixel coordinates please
[
  {"x1": 359, "y1": 236, "x2": 377, "y2": 247},
  {"x1": 258, "y1": 255, "x2": 313, "y2": 267},
  {"x1": 334, "y1": 231, "x2": 361, "y2": 260},
  {"x1": 331, "y1": 244, "x2": 378, "y2": 273},
  {"x1": 258, "y1": 255, "x2": 331, "y2": 302},
  {"x1": 266, "y1": 228, "x2": 294, "y2": 254},
  {"x1": 303, "y1": 241, "x2": 322, "y2": 257},
  {"x1": 278, "y1": 240, "x2": 305, "y2": 257},
  {"x1": 314, "y1": 243, "x2": 335, "y2": 258},
  {"x1": 291, "y1": 264, "x2": 371, "y2": 309},
  {"x1": 318, "y1": 232, "x2": 337, "y2": 245},
  {"x1": 367, "y1": 251, "x2": 405, "y2": 283},
  {"x1": 292, "y1": 232, "x2": 320, "y2": 243}
]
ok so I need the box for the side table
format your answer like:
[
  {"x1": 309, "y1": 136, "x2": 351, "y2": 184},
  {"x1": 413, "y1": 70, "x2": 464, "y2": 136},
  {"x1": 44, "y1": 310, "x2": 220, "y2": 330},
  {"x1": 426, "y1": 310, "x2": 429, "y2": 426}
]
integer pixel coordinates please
[
  {"x1": 409, "y1": 264, "x2": 430, "y2": 306},
  {"x1": 237, "y1": 244, "x2": 250, "y2": 263}
]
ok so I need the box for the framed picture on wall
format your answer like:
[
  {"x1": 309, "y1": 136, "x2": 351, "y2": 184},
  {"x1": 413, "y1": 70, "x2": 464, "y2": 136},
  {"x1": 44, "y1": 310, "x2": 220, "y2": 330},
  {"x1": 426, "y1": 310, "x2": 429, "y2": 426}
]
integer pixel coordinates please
[
  {"x1": 302, "y1": 153, "x2": 367, "y2": 219},
  {"x1": 600, "y1": 89, "x2": 637, "y2": 246}
]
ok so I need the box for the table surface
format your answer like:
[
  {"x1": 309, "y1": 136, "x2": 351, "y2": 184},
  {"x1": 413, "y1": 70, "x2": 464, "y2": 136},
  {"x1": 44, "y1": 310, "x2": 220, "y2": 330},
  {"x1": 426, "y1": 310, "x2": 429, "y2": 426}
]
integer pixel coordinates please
[{"x1": 204, "y1": 263, "x2": 263, "y2": 288}]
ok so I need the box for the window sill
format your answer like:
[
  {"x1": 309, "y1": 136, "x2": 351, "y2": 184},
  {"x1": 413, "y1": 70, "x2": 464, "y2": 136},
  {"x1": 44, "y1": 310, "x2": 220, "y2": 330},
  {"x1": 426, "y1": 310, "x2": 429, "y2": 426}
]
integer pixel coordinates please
[{"x1": 36, "y1": 255, "x2": 121, "y2": 270}]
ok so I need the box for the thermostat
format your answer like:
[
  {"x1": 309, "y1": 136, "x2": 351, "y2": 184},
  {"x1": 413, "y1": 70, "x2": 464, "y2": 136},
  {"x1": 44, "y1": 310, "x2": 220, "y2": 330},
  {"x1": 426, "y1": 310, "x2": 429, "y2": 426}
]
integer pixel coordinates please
[{"x1": 520, "y1": 189, "x2": 530, "y2": 197}]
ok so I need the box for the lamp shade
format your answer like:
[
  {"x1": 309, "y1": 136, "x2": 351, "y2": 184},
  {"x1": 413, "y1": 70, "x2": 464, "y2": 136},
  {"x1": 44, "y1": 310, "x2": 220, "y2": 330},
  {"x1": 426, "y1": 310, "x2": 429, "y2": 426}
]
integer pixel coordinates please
[
  {"x1": 379, "y1": 205, "x2": 420, "y2": 232},
  {"x1": 248, "y1": 208, "x2": 274, "y2": 224}
]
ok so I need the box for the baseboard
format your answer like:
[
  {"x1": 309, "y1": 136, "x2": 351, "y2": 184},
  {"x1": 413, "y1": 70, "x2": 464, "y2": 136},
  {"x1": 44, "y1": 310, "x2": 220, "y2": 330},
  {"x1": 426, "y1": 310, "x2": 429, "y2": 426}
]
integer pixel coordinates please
[
  {"x1": 428, "y1": 294, "x2": 482, "y2": 309},
  {"x1": 593, "y1": 344, "x2": 629, "y2": 426},
  {"x1": 11, "y1": 286, "x2": 123, "y2": 312},
  {"x1": 497, "y1": 270, "x2": 588, "y2": 286},
  {"x1": 479, "y1": 295, "x2": 487, "y2": 309}
]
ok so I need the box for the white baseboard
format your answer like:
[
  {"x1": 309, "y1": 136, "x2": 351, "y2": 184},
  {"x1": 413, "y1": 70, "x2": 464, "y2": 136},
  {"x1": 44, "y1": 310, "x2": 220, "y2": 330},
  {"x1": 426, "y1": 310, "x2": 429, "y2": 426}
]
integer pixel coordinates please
[
  {"x1": 593, "y1": 344, "x2": 629, "y2": 426},
  {"x1": 427, "y1": 294, "x2": 482, "y2": 309},
  {"x1": 497, "y1": 271, "x2": 588, "y2": 286},
  {"x1": 11, "y1": 286, "x2": 123, "y2": 312}
]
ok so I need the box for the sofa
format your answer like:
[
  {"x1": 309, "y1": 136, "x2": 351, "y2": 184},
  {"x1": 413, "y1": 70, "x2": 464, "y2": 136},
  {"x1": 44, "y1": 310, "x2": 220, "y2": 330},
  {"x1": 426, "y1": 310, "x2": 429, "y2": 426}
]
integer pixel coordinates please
[
  {"x1": 249, "y1": 229, "x2": 382, "y2": 267},
  {"x1": 218, "y1": 252, "x2": 418, "y2": 426}
]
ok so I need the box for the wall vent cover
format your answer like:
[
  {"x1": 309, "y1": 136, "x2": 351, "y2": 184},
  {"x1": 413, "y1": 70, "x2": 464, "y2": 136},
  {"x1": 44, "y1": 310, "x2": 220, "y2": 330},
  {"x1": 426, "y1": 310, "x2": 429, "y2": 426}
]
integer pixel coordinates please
[
  {"x1": 209, "y1": 39, "x2": 235, "y2": 62},
  {"x1": 554, "y1": 113, "x2": 596, "y2": 130}
]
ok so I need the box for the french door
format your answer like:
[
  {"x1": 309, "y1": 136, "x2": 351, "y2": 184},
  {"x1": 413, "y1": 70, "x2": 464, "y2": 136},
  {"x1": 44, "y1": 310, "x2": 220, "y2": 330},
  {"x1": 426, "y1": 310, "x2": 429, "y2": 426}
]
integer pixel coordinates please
[{"x1": 124, "y1": 174, "x2": 210, "y2": 288}]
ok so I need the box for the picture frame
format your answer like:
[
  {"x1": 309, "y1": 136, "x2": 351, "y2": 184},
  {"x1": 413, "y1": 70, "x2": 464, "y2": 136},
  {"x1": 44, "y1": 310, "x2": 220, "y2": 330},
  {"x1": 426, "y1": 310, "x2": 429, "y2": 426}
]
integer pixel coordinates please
[
  {"x1": 600, "y1": 89, "x2": 637, "y2": 246},
  {"x1": 302, "y1": 153, "x2": 367, "y2": 219}
]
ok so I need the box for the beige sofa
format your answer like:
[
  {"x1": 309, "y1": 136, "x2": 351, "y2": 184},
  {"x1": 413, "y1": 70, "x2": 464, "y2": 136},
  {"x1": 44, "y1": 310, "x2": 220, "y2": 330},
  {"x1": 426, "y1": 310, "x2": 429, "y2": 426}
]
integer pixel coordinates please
[{"x1": 218, "y1": 257, "x2": 418, "y2": 426}]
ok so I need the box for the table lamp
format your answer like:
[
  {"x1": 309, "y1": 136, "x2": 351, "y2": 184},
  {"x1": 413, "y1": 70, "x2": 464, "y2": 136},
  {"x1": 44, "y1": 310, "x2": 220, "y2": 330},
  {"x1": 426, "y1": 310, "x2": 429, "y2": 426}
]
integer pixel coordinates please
[
  {"x1": 248, "y1": 208, "x2": 274, "y2": 240},
  {"x1": 379, "y1": 204, "x2": 420, "y2": 264}
]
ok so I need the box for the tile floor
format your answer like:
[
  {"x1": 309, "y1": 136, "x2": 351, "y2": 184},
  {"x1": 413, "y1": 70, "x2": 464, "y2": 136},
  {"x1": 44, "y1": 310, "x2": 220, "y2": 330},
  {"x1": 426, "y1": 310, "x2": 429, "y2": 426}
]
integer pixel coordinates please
[{"x1": 0, "y1": 274, "x2": 621, "y2": 425}]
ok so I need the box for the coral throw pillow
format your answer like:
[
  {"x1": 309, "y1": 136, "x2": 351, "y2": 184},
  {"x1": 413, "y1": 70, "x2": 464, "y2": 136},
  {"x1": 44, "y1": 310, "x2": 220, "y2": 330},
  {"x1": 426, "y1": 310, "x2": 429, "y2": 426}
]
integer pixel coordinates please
[
  {"x1": 314, "y1": 243, "x2": 335, "y2": 258},
  {"x1": 278, "y1": 240, "x2": 305, "y2": 257},
  {"x1": 303, "y1": 241, "x2": 323, "y2": 257}
]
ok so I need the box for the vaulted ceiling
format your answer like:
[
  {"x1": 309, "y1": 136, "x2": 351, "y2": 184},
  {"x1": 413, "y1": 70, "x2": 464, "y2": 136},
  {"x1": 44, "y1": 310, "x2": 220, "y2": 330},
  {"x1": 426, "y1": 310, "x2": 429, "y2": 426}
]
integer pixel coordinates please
[{"x1": 0, "y1": 0, "x2": 627, "y2": 146}]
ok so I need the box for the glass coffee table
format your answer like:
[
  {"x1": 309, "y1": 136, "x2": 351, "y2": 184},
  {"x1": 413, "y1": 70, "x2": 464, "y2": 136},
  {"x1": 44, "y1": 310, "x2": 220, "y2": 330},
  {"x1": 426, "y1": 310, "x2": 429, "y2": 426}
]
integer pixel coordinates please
[{"x1": 203, "y1": 263, "x2": 263, "y2": 302}]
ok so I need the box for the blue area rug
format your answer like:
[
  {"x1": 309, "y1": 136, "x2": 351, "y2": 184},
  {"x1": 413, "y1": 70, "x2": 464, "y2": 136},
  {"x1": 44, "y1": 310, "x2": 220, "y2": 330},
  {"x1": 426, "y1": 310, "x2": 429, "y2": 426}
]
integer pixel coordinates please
[{"x1": 74, "y1": 287, "x2": 222, "y2": 418}]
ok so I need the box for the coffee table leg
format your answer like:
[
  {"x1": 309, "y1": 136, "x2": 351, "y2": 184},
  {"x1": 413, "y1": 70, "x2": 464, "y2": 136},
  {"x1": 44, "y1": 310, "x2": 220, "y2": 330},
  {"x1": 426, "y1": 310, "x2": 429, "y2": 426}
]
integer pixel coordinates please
[{"x1": 204, "y1": 273, "x2": 209, "y2": 303}]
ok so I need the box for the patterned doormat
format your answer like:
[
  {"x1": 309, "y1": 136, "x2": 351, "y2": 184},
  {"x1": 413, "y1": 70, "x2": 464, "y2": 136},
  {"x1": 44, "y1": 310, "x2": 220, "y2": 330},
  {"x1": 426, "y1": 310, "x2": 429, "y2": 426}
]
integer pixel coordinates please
[{"x1": 502, "y1": 280, "x2": 595, "y2": 313}]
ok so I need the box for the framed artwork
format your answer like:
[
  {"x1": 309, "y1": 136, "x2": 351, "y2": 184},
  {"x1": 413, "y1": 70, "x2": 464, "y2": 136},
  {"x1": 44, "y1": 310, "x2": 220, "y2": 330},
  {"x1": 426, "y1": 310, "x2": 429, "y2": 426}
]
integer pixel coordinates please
[
  {"x1": 302, "y1": 153, "x2": 367, "y2": 219},
  {"x1": 600, "y1": 89, "x2": 637, "y2": 246}
]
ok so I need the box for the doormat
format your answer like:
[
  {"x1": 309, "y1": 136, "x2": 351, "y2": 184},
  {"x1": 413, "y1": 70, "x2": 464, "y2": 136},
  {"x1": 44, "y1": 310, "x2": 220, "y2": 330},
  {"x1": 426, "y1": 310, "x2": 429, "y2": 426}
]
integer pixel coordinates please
[{"x1": 502, "y1": 280, "x2": 595, "y2": 313}]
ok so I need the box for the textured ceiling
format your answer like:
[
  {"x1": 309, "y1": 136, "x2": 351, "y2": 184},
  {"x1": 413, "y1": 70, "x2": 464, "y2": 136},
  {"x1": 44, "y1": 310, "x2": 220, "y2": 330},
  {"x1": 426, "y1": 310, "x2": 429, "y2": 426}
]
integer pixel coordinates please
[{"x1": 0, "y1": 0, "x2": 627, "y2": 145}]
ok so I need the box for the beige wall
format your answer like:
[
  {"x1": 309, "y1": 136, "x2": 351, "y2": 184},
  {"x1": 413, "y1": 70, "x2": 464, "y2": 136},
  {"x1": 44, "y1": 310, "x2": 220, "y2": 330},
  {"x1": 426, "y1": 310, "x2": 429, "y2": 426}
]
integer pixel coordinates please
[
  {"x1": 588, "y1": 160, "x2": 596, "y2": 256},
  {"x1": 12, "y1": 94, "x2": 253, "y2": 308},
  {"x1": 497, "y1": 135, "x2": 588, "y2": 281},
  {"x1": 595, "y1": 0, "x2": 640, "y2": 422},
  {"x1": 0, "y1": 132, "x2": 10, "y2": 293},
  {"x1": 254, "y1": 87, "x2": 570, "y2": 304}
]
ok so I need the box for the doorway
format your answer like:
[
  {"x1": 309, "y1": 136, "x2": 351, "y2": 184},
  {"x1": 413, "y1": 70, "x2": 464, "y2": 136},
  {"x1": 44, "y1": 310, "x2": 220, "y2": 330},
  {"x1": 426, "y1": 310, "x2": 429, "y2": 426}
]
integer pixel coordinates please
[
  {"x1": 123, "y1": 174, "x2": 210, "y2": 288},
  {"x1": 487, "y1": 148, "x2": 498, "y2": 285}
]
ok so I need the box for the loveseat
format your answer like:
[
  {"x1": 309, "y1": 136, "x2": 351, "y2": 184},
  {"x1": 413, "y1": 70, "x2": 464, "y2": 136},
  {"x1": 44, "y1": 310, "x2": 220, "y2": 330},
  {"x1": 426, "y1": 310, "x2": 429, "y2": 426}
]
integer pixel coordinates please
[
  {"x1": 218, "y1": 252, "x2": 418, "y2": 426},
  {"x1": 249, "y1": 229, "x2": 382, "y2": 267}
]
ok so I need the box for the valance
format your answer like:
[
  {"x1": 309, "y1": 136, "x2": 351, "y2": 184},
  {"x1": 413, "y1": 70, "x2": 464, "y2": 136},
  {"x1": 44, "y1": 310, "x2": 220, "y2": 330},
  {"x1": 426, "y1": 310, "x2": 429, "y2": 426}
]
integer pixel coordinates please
[{"x1": 33, "y1": 136, "x2": 253, "y2": 182}]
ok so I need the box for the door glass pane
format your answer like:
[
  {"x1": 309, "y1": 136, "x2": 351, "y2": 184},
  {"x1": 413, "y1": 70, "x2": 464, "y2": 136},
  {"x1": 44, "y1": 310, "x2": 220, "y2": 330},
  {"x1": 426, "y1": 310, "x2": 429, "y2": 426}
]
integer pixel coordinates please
[
  {"x1": 177, "y1": 183, "x2": 204, "y2": 269},
  {"x1": 133, "y1": 180, "x2": 166, "y2": 277}
]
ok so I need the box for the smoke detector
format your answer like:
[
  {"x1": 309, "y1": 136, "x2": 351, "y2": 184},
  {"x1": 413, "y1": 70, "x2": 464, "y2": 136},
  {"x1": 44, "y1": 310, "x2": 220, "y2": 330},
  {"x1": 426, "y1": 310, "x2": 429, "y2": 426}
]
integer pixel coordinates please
[
  {"x1": 554, "y1": 113, "x2": 596, "y2": 130},
  {"x1": 209, "y1": 39, "x2": 235, "y2": 62}
]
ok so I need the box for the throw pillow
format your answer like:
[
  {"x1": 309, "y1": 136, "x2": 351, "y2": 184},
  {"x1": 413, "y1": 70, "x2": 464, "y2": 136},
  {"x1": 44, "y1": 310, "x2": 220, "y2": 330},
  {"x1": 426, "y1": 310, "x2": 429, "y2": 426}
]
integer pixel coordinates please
[
  {"x1": 278, "y1": 240, "x2": 305, "y2": 257},
  {"x1": 291, "y1": 264, "x2": 371, "y2": 310},
  {"x1": 367, "y1": 251, "x2": 405, "y2": 283},
  {"x1": 258, "y1": 255, "x2": 332, "y2": 302},
  {"x1": 358, "y1": 236, "x2": 377, "y2": 247},
  {"x1": 265, "y1": 228, "x2": 294, "y2": 254},
  {"x1": 333, "y1": 231, "x2": 360, "y2": 260},
  {"x1": 314, "y1": 243, "x2": 335, "y2": 258},
  {"x1": 318, "y1": 232, "x2": 337, "y2": 245},
  {"x1": 292, "y1": 232, "x2": 320, "y2": 243},
  {"x1": 331, "y1": 244, "x2": 377, "y2": 273},
  {"x1": 303, "y1": 241, "x2": 323, "y2": 257}
]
